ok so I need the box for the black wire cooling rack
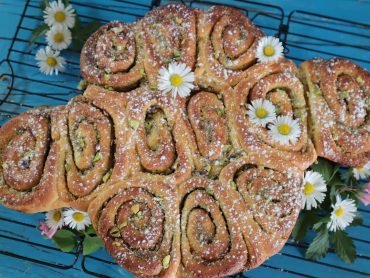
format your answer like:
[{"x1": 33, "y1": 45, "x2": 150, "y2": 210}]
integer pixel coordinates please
[{"x1": 0, "y1": 0, "x2": 369, "y2": 277}]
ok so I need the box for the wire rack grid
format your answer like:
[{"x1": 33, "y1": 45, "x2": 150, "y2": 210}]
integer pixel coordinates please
[{"x1": 0, "y1": 0, "x2": 369, "y2": 277}]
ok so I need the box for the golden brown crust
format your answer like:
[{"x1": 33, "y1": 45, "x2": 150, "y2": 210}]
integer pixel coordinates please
[
  {"x1": 195, "y1": 6, "x2": 264, "y2": 90},
  {"x1": 178, "y1": 177, "x2": 248, "y2": 278},
  {"x1": 53, "y1": 94, "x2": 119, "y2": 210},
  {"x1": 219, "y1": 155, "x2": 302, "y2": 270},
  {"x1": 299, "y1": 58, "x2": 370, "y2": 167},
  {"x1": 126, "y1": 86, "x2": 193, "y2": 185},
  {"x1": 0, "y1": 108, "x2": 67, "y2": 213},
  {"x1": 87, "y1": 176, "x2": 180, "y2": 277},
  {"x1": 80, "y1": 21, "x2": 145, "y2": 90},
  {"x1": 228, "y1": 59, "x2": 317, "y2": 171},
  {"x1": 142, "y1": 3, "x2": 196, "y2": 88}
]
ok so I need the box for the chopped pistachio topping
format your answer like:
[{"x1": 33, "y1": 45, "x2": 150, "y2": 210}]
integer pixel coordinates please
[
  {"x1": 119, "y1": 221, "x2": 128, "y2": 229},
  {"x1": 339, "y1": 91, "x2": 349, "y2": 99},
  {"x1": 215, "y1": 51, "x2": 220, "y2": 59},
  {"x1": 110, "y1": 227, "x2": 121, "y2": 237},
  {"x1": 129, "y1": 119, "x2": 140, "y2": 130},
  {"x1": 231, "y1": 181, "x2": 237, "y2": 190},
  {"x1": 206, "y1": 187, "x2": 214, "y2": 195},
  {"x1": 217, "y1": 94, "x2": 222, "y2": 100},
  {"x1": 162, "y1": 255, "x2": 171, "y2": 269},
  {"x1": 173, "y1": 50, "x2": 181, "y2": 58},
  {"x1": 77, "y1": 79, "x2": 87, "y2": 91},
  {"x1": 205, "y1": 164, "x2": 211, "y2": 172},
  {"x1": 93, "y1": 152, "x2": 101, "y2": 163},
  {"x1": 216, "y1": 108, "x2": 224, "y2": 116},
  {"x1": 102, "y1": 169, "x2": 113, "y2": 183},
  {"x1": 313, "y1": 86, "x2": 321, "y2": 95},
  {"x1": 131, "y1": 204, "x2": 140, "y2": 214},
  {"x1": 65, "y1": 162, "x2": 71, "y2": 171},
  {"x1": 356, "y1": 76, "x2": 364, "y2": 85}
]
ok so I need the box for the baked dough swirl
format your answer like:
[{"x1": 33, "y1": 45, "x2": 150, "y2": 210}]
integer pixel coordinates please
[
  {"x1": 0, "y1": 108, "x2": 66, "y2": 213},
  {"x1": 195, "y1": 6, "x2": 264, "y2": 90},
  {"x1": 178, "y1": 177, "x2": 248, "y2": 277},
  {"x1": 299, "y1": 58, "x2": 370, "y2": 166},
  {"x1": 230, "y1": 60, "x2": 317, "y2": 171},
  {"x1": 80, "y1": 21, "x2": 145, "y2": 91},
  {"x1": 88, "y1": 176, "x2": 180, "y2": 277}
]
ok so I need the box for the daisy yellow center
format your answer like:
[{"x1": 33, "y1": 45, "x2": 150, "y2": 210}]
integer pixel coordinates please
[
  {"x1": 278, "y1": 123, "x2": 291, "y2": 135},
  {"x1": 53, "y1": 211, "x2": 62, "y2": 222},
  {"x1": 356, "y1": 166, "x2": 364, "y2": 171},
  {"x1": 303, "y1": 182, "x2": 315, "y2": 196},
  {"x1": 170, "y1": 74, "x2": 183, "y2": 87},
  {"x1": 263, "y1": 45, "x2": 275, "y2": 57},
  {"x1": 256, "y1": 107, "x2": 268, "y2": 119},
  {"x1": 335, "y1": 206, "x2": 344, "y2": 217},
  {"x1": 54, "y1": 11, "x2": 66, "y2": 23},
  {"x1": 46, "y1": 57, "x2": 57, "y2": 67},
  {"x1": 72, "y1": 212, "x2": 85, "y2": 222},
  {"x1": 54, "y1": 33, "x2": 64, "y2": 43}
]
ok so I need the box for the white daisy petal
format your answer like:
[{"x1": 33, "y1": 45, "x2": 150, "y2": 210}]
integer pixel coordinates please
[
  {"x1": 45, "y1": 209, "x2": 64, "y2": 231},
  {"x1": 157, "y1": 62, "x2": 195, "y2": 98},
  {"x1": 44, "y1": 0, "x2": 75, "y2": 29},
  {"x1": 301, "y1": 171, "x2": 327, "y2": 210},
  {"x1": 327, "y1": 195, "x2": 357, "y2": 232},
  {"x1": 268, "y1": 115, "x2": 301, "y2": 145},
  {"x1": 46, "y1": 25, "x2": 72, "y2": 50},
  {"x1": 247, "y1": 99, "x2": 276, "y2": 127},
  {"x1": 256, "y1": 36, "x2": 284, "y2": 63},
  {"x1": 353, "y1": 160, "x2": 370, "y2": 180},
  {"x1": 64, "y1": 208, "x2": 91, "y2": 231},
  {"x1": 35, "y1": 46, "x2": 65, "y2": 75}
]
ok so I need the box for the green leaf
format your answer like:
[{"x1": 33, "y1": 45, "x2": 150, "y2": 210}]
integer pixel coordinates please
[
  {"x1": 291, "y1": 213, "x2": 320, "y2": 241},
  {"x1": 52, "y1": 229, "x2": 78, "y2": 252},
  {"x1": 29, "y1": 24, "x2": 49, "y2": 46},
  {"x1": 305, "y1": 227, "x2": 330, "y2": 261},
  {"x1": 340, "y1": 168, "x2": 355, "y2": 186},
  {"x1": 311, "y1": 158, "x2": 339, "y2": 183},
  {"x1": 330, "y1": 230, "x2": 356, "y2": 264},
  {"x1": 40, "y1": 0, "x2": 49, "y2": 10},
  {"x1": 83, "y1": 234, "x2": 103, "y2": 255},
  {"x1": 312, "y1": 217, "x2": 330, "y2": 231},
  {"x1": 351, "y1": 214, "x2": 363, "y2": 226},
  {"x1": 85, "y1": 225, "x2": 97, "y2": 235}
]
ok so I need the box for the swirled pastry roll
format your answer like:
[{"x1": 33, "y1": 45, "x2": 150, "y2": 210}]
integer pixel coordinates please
[
  {"x1": 229, "y1": 60, "x2": 317, "y2": 171},
  {"x1": 126, "y1": 86, "x2": 193, "y2": 185},
  {"x1": 195, "y1": 6, "x2": 264, "y2": 90},
  {"x1": 299, "y1": 58, "x2": 370, "y2": 167},
  {"x1": 219, "y1": 154, "x2": 302, "y2": 269},
  {"x1": 88, "y1": 176, "x2": 180, "y2": 277},
  {"x1": 0, "y1": 108, "x2": 67, "y2": 213},
  {"x1": 80, "y1": 21, "x2": 145, "y2": 90},
  {"x1": 53, "y1": 95, "x2": 120, "y2": 211},
  {"x1": 185, "y1": 90, "x2": 237, "y2": 179},
  {"x1": 178, "y1": 177, "x2": 248, "y2": 277},
  {"x1": 142, "y1": 3, "x2": 196, "y2": 88}
]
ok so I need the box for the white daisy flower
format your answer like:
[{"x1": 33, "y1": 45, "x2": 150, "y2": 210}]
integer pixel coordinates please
[
  {"x1": 269, "y1": 115, "x2": 301, "y2": 145},
  {"x1": 327, "y1": 195, "x2": 357, "y2": 232},
  {"x1": 246, "y1": 99, "x2": 276, "y2": 127},
  {"x1": 64, "y1": 208, "x2": 91, "y2": 231},
  {"x1": 35, "y1": 46, "x2": 65, "y2": 75},
  {"x1": 45, "y1": 209, "x2": 64, "y2": 231},
  {"x1": 353, "y1": 160, "x2": 370, "y2": 180},
  {"x1": 44, "y1": 0, "x2": 75, "y2": 29},
  {"x1": 256, "y1": 36, "x2": 284, "y2": 63},
  {"x1": 46, "y1": 25, "x2": 72, "y2": 51},
  {"x1": 301, "y1": 171, "x2": 327, "y2": 210},
  {"x1": 158, "y1": 62, "x2": 195, "y2": 98}
]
